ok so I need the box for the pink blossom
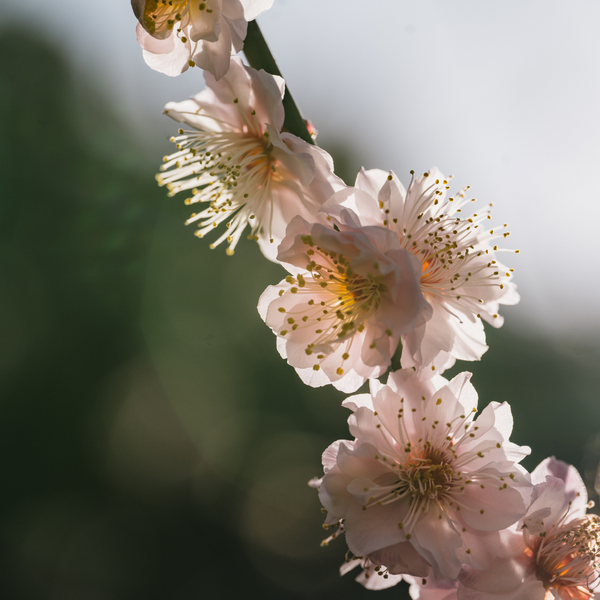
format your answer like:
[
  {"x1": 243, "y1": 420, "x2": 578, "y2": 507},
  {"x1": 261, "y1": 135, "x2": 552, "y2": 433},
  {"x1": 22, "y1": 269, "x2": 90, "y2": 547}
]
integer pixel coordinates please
[
  {"x1": 312, "y1": 369, "x2": 531, "y2": 579},
  {"x1": 459, "y1": 457, "x2": 600, "y2": 600},
  {"x1": 157, "y1": 58, "x2": 343, "y2": 259},
  {"x1": 323, "y1": 167, "x2": 519, "y2": 373},
  {"x1": 258, "y1": 212, "x2": 430, "y2": 392},
  {"x1": 132, "y1": 0, "x2": 274, "y2": 79}
]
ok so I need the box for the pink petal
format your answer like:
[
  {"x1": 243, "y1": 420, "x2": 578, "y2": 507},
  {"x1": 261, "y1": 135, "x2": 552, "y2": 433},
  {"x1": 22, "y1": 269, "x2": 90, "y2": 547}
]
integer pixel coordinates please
[
  {"x1": 524, "y1": 475, "x2": 568, "y2": 533},
  {"x1": 321, "y1": 439, "x2": 345, "y2": 473},
  {"x1": 193, "y1": 20, "x2": 233, "y2": 80},
  {"x1": 457, "y1": 576, "x2": 545, "y2": 600},
  {"x1": 318, "y1": 468, "x2": 353, "y2": 519},
  {"x1": 458, "y1": 554, "x2": 537, "y2": 595},
  {"x1": 412, "y1": 509, "x2": 463, "y2": 579},
  {"x1": 240, "y1": 0, "x2": 274, "y2": 20},
  {"x1": 345, "y1": 496, "x2": 411, "y2": 556},
  {"x1": 531, "y1": 456, "x2": 588, "y2": 516},
  {"x1": 368, "y1": 541, "x2": 431, "y2": 577},
  {"x1": 457, "y1": 473, "x2": 526, "y2": 531},
  {"x1": 336, "y1": 442, "x2": 392, "y2": 480}
]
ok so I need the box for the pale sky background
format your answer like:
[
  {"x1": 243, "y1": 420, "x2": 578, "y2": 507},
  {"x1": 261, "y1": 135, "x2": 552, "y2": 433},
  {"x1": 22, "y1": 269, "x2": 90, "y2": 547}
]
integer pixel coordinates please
[{"x1": 3, "y1": 0, "x2": 600, "y2": 335}]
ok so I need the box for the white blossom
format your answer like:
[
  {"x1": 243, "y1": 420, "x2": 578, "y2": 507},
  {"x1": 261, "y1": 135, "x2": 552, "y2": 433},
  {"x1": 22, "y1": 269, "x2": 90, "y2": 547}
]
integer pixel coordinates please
[
  {"x1": 132, "y1": 0, "x2": 274, "y2": 79},
  {"x1": 324, "y1": 167, "x2": 520, "y2": 373},
  {"x1": 158, "y1": 58, "x2": 343, "y2": 259},
  {"x1": 258, "y1": 211, "x2": 429, "y2": 392},
  {"x1": 312, "y1": 369, "x2": 531, "y2": 580}
]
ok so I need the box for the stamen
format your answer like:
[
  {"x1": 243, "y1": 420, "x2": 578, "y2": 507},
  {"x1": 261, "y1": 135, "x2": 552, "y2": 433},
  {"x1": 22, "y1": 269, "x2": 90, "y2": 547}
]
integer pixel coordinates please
[
  {"x1": 387, "y1": 171, "x2": 514, "y2": 313},
  {"x1": 531, "y1": 514, "x2": 600, "y2": 596},
  {"x1": 142, "y1": 0, "x2": 191, "y2": 35},
  {"x1": 274, "y1": 243, "x2": 389, "y2": 373},
  {"x1": 158, "y1": 119, "x2": 286, "y2": 253}
]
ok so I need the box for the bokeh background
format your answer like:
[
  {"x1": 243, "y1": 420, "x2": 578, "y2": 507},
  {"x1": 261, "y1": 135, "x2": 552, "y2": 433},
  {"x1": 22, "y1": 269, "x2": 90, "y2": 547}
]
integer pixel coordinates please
[{"x1": 1, "y1": 1, "x2": 599, "y2": 598}]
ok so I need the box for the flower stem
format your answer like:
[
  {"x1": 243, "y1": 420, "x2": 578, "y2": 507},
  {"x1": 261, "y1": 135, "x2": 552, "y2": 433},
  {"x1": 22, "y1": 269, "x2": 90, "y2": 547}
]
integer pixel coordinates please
[
  {"x1": 390, "y1": 342, "x2": 403, "y2": 374},
  {"x1": 244, "y1": 20, "x2": 314, "y2": 145}
]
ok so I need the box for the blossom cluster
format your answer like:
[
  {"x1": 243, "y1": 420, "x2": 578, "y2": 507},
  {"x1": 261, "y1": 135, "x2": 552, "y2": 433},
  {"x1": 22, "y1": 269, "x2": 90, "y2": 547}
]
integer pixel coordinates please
[
  {"x1": 129, "y1": 4, "x2": 598, "y2": 599},
  {"x1": 134, "y1": 3, "x2": 518, "y2": 388},
  {"x1": 313, "y1": 373, "x2": 600, "y2": 599}
]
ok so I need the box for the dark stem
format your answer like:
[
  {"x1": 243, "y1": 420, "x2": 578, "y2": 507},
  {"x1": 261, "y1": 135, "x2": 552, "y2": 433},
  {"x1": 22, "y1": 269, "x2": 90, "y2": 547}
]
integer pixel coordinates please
[
  {"x1": 243, "y1": 20, "x2": 314, "y2": 145},
  {"x1": 390, "y1": 342, "x2": 403, "y2": 374},
  {"x1": 378, "y1": 343, "x2": 404, "y2": 386}
]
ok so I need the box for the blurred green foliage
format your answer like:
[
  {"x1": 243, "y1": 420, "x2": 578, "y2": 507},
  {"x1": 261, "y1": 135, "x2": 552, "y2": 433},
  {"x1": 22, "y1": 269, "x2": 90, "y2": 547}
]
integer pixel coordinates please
[{"x1": 0, "y1": 27, "x2": 598, "y2": 600}]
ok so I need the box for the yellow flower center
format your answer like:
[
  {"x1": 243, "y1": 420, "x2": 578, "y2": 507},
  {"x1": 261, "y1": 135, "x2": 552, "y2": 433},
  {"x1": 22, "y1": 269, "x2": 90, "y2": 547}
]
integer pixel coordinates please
[
  {"x1": 143, "y1": 0, "x2": 192, "y2": 35},
  {"x1": 401, "y1": 447, "x2": 456, "y2": 501},
  {"x1": 296, "y1": 238, "x2": 385, "y2": 340},
  {"x1": 273, "y1": 237, "x2": 389, "y2": 375}
]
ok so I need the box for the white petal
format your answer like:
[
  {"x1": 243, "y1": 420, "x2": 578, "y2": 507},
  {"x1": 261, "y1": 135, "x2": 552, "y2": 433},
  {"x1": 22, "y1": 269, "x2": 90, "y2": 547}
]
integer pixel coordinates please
[
  {"x1": 240, "y1": 0, "x2": 274, "y2": 21},
  {"x1": 138, "y1": 24, "x2": 191, "y2": 76},
  {"x1": 189, "y1": 0, "x2": 221, "y2": 41},
  {"x1": 192, "y1": 20, "x2": 233, "y2": 80},
  {"x1": 342, "y1": 393, "x2": 373, "y2": 412}
]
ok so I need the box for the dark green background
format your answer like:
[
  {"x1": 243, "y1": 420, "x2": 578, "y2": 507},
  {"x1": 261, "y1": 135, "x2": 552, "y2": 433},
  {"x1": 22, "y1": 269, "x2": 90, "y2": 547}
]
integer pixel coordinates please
[{"x1": 1, "y1": 29, "x2": 598, "y2": 600}]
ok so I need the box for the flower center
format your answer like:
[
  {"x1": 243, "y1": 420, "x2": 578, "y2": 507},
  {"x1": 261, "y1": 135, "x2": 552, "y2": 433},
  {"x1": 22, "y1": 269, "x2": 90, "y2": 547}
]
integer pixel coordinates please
[
  {"x1": 303, "y1": 243, "x2": 384, "y2": 325},
  {"x1": 534, "y1": 515, "x2": 600, "y2": 598},
  {"x1": 299, "y1": 241, "x2": 383, "y2": 333},
  {"x1": 360, "y1": 403, "x2": 517, "y2": 537},
  {"x1": 400, "y1": 447, "x2": 456, "y2": 501},
  {"x1": 273, "y1": 236, "x2": 389, "y2": 375},
  {"x1": 158, "y1": 122, "x2": 279, "y2": 254},
  {"x1": 409, "y1": 208, "x2": 492, "y2": 295},
  {"x1": 142, "y1": 0, "x2": 192, "y2": 35},
  {"x1": 378, "y1": 171, "x2": 517, "y2": 319},
  {"x1": 360, "y1": 443, "x2": 461, "y2": 535}
]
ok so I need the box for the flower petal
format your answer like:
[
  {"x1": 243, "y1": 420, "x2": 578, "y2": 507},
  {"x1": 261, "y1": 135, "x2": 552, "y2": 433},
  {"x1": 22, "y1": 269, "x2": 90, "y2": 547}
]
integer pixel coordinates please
[
  {"x1": 369, "y1": 541, "x2": 431, "y2": 577},
  {"x1": 345, "y1": 496, "x2": 411, "y2": 556}
]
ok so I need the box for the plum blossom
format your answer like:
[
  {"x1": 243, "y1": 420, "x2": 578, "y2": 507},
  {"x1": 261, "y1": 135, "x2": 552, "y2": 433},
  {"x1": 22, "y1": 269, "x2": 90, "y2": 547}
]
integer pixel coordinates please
[
  {"x1": 459, "y1": 457, "x2": 600, "y2": 600},
  {"x1": 157, "y1": 58, "x2": 343, "y2": 259},
  {"x1": 258, "y1": 167, "x2": 519, "y2": 391},
  {"x1": 312, "y1": 369, "x2": 531, "y2": 580},
  {"x1": 324, "y1": 167, "x2": 519, "y2": 373},
  {"x1": 132, "y1": 0, "x2": 273, "y2": 79},
  {"x1": 258, "y1": 211, "x2": 430, "y2": 392}
]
